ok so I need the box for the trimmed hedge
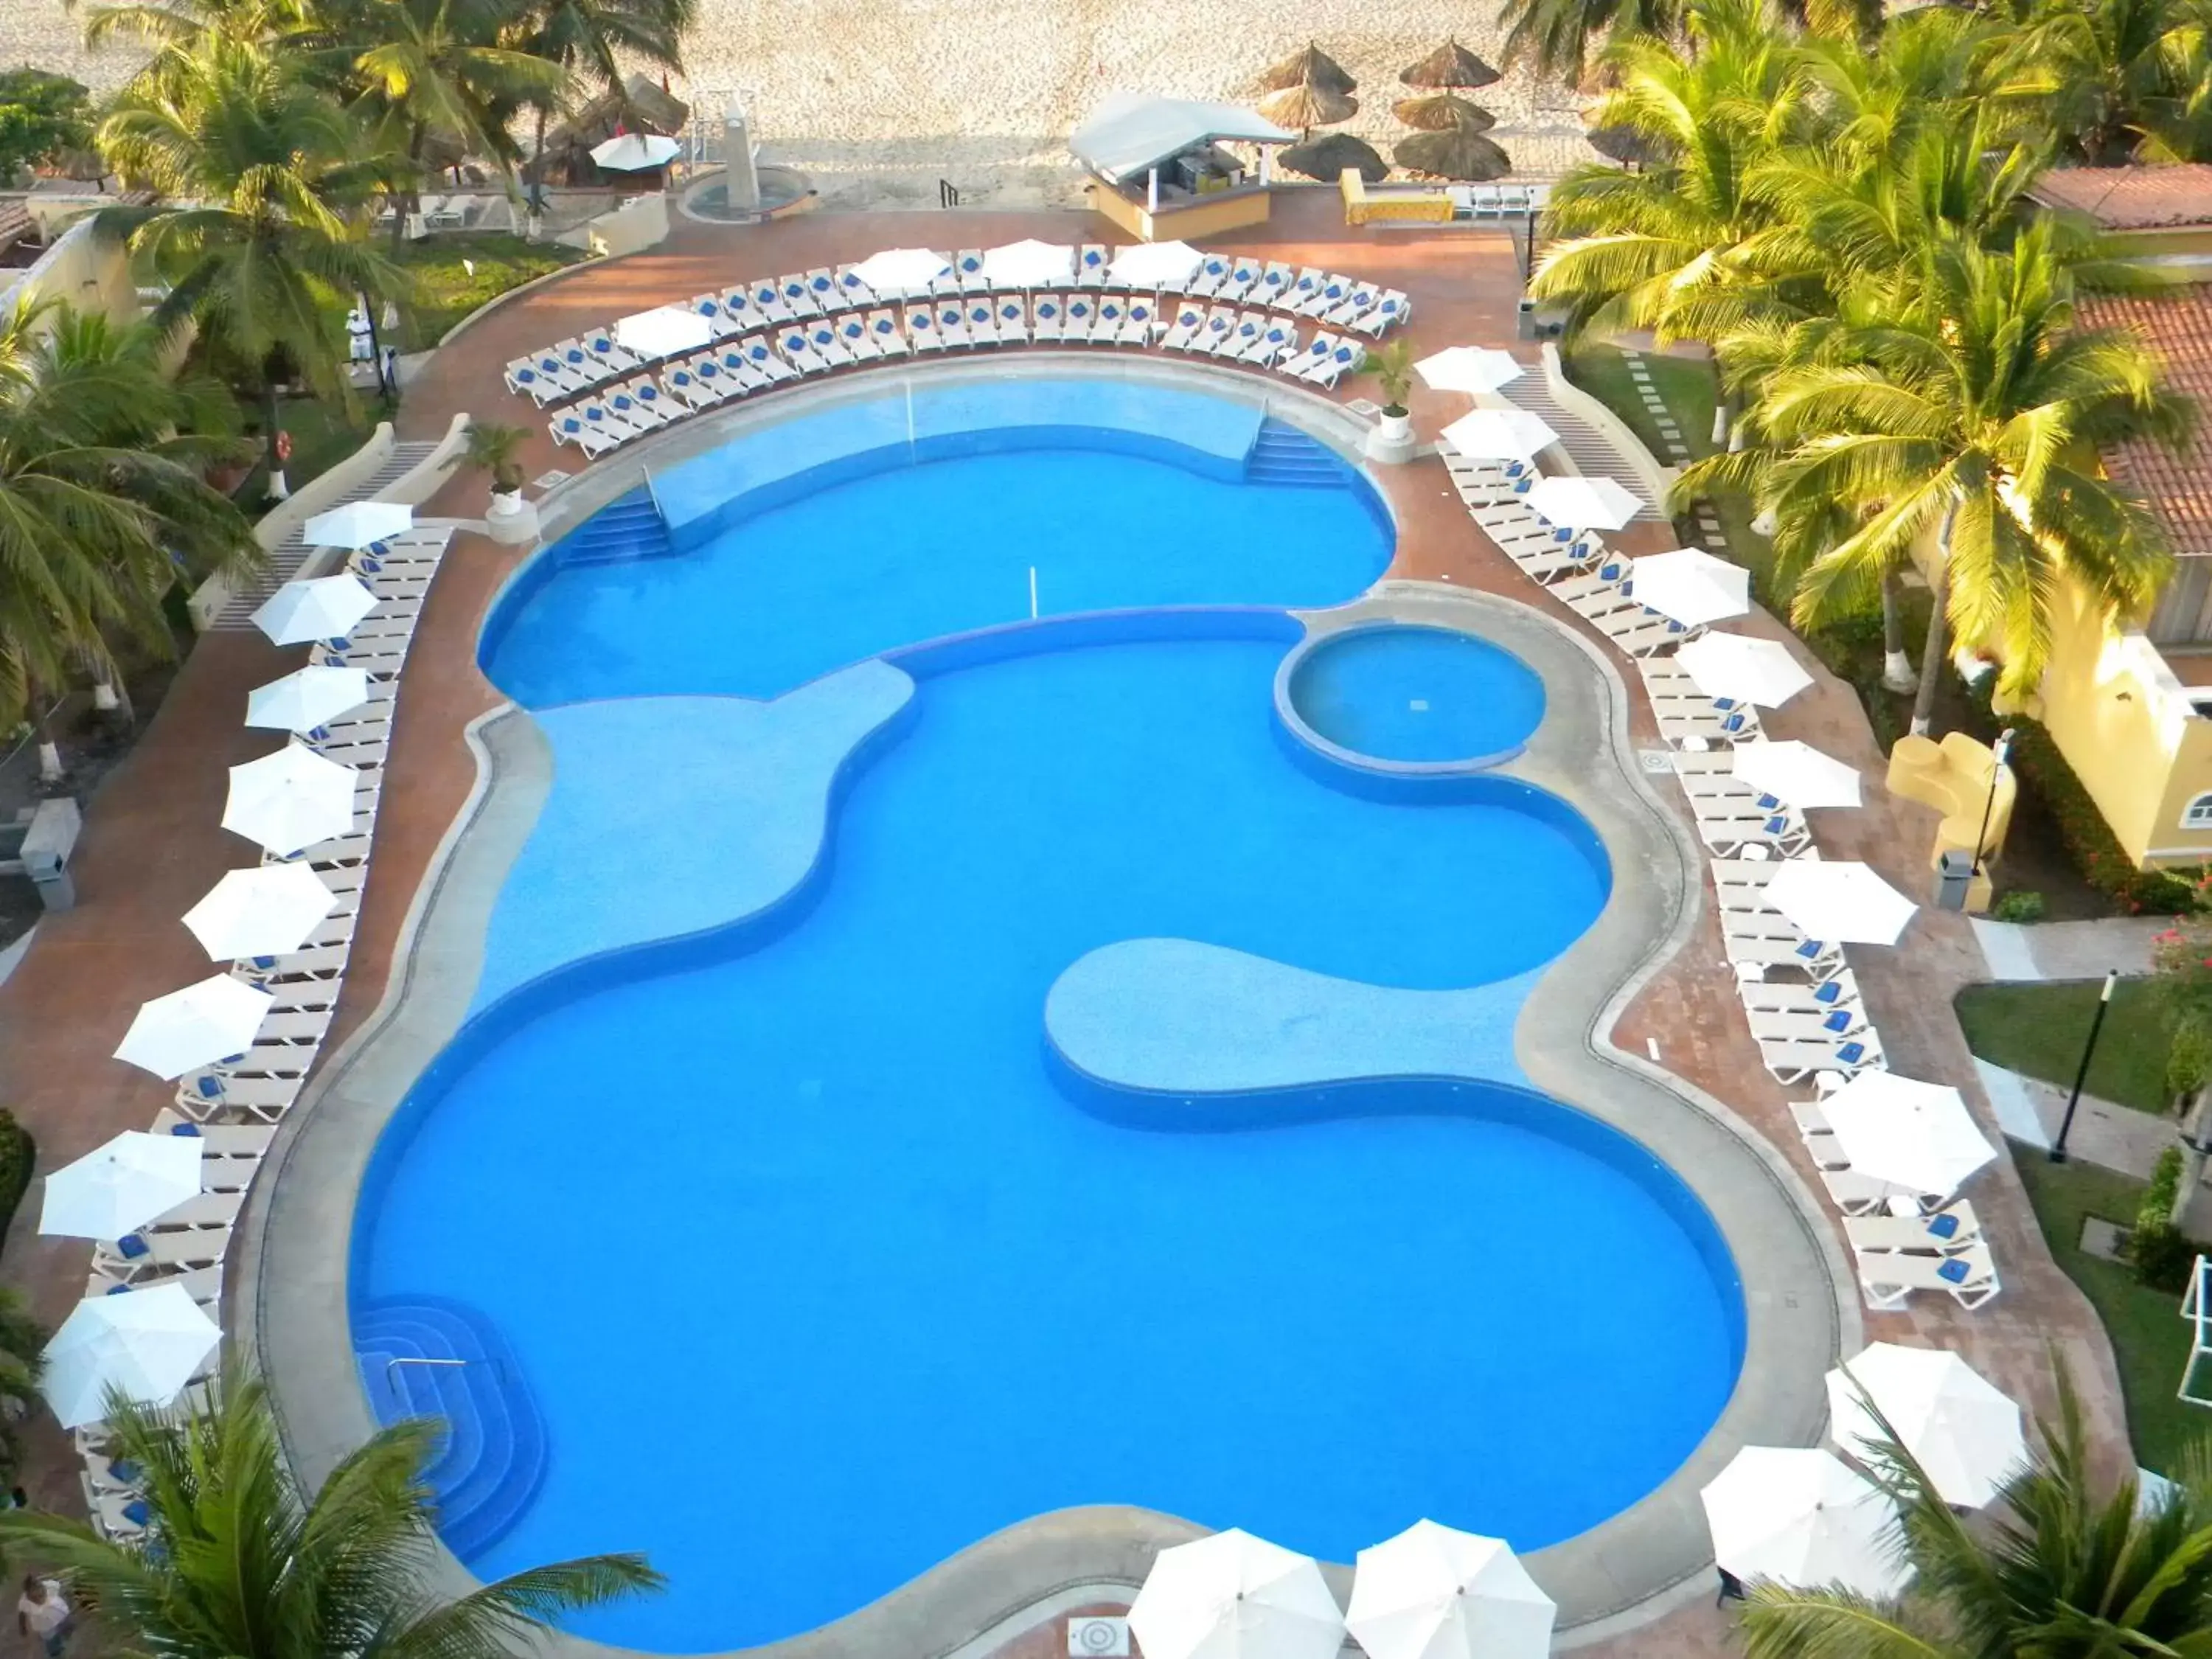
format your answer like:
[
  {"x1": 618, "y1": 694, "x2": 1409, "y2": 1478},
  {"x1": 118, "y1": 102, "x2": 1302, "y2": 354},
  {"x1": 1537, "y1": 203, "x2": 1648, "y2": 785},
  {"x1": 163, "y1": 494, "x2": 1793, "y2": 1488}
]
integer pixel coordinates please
[
  {"x1": 2131, "y1": 1144, "x2": 2194, "y2": 1290},
  {"x1": 0, "y1": 1111, "x2": 33, "y2": 1257},
  {"x1": 1999, "y1": 714, "x2": 2198, "y2": 914}
]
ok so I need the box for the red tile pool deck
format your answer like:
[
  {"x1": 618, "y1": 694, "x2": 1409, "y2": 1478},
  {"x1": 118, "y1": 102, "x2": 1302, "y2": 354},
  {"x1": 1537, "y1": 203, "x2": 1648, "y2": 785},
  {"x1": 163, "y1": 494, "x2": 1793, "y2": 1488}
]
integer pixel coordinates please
[{"x1": 0, "y1": 191, "x2": 2126, "y2": 1659}]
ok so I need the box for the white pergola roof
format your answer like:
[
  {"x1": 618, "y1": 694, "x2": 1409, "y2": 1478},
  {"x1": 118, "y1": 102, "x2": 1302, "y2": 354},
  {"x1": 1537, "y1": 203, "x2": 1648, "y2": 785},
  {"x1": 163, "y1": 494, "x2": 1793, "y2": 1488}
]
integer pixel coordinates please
[{"x1": 1071, "y1": 97, "x2": 1295, "y2": 184}]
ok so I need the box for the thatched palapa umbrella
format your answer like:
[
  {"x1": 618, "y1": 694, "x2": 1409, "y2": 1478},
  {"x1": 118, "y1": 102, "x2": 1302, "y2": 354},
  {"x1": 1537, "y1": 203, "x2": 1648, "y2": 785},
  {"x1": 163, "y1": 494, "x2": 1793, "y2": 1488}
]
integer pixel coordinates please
[
  {"x1": 1395, "y1": 129, "x2": 1514, "y2": 181},
  {"x1": 1392, "y1": 92, "x2": 1498, "y2": 132},
  {"x1": 1586, "y1": 122, "x2": 1669, "y2": 169},
  {"x1": 1259, "y1": 81, "x2": 1358, "y2": 131},
  {"x1": 1281, "y1": 133, "x2": 1389, "y2": 183},
  {"x1": 1260, "y1": 42, "x2": 1357, "y2": 97},
  {"x1": 1399, "y1": 38, "x2": 1502, "y2": 90}
]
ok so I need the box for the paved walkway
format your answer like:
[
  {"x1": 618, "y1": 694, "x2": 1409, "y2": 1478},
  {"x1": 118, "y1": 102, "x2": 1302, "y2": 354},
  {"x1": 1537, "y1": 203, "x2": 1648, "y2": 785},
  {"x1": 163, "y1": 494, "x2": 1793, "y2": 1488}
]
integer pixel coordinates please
[
  {"x1": 0, "y1": 193, "x2": 2135, "y2": 1659},
  {"x1": 1978, "y1": 1059, "x2": 2176, "y2": 1177},
  {"x1": 1972, "y1": 916, "x2": 2174, "y2": 982}
]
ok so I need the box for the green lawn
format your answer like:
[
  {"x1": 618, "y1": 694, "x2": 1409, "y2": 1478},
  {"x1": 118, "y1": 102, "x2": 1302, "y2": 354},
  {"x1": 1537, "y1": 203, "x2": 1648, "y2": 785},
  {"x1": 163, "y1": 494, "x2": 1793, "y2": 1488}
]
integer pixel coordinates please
[
  {"x1": 234, "y1": 393, "x2": 376, "y2": 507},
  {"x1": 2011, "y1": 1149, "x2": 2210, "y2": 1474},
  {"x1": 1956, "y1": 979, "x2": 2178, "y2": 1114},
  {"x1": 391, "y1": 232, "x2": 585, "y2": 349}
]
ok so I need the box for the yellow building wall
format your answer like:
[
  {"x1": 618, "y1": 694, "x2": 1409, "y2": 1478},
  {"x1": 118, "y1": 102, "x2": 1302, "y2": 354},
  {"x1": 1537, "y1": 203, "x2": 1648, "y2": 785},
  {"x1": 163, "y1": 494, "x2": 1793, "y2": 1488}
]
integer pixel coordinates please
[
  {"x1": 2014, "y1": 577, "x2": 2212, "y2": 868},
  {"x1": 1085, "y1": 180, "x2": 1273, "y2": 243}
]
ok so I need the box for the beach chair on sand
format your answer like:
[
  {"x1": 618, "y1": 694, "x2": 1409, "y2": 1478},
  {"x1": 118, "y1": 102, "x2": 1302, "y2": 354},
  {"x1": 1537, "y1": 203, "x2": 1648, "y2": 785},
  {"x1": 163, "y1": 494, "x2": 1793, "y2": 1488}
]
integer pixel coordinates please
[{"x1": 1858, "y1": 1240, "x2": 2000, "y2": 1310}]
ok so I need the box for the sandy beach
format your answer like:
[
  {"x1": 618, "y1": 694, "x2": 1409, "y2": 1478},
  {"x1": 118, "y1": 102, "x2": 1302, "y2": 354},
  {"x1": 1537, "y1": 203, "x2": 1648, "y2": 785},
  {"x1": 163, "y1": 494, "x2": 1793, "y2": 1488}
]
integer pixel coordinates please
[{"x1": 8, "y1": 0, "x2": 1598, "y2": 205}]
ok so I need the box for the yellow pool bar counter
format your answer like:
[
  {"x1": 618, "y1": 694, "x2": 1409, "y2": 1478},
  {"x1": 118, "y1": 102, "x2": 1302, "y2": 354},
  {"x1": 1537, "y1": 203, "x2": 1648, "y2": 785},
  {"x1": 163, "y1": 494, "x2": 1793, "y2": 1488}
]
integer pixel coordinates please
[{"x1": 1070, "y1": 96, "x2": 1293, "y2": 245}]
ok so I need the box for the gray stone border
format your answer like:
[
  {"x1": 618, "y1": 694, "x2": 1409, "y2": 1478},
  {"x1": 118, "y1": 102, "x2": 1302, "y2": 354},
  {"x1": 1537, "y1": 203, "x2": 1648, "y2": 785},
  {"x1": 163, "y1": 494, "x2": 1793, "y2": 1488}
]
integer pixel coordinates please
[{"x1": 240, "y1": 362, "x2": 1851, "y2": 1659}]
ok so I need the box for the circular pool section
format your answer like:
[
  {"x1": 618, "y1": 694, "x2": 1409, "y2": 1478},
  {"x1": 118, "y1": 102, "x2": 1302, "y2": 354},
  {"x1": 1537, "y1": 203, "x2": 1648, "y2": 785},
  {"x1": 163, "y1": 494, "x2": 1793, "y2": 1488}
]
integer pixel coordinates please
[
  {"x1": 1289, "y1": 624, "x2": 1546, "y2": 767},
  {"x1": 353, "y1": 378, "x2": 1745, "y2": 1653}
]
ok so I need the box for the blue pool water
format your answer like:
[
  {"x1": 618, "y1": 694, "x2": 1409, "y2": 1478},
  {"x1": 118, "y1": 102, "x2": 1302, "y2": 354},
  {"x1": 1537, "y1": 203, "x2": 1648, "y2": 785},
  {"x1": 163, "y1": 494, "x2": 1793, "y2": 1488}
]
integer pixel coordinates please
[
  {"x1": 1291, "y1": 625, "x2": 1548, "y2": 764},
  {"x1": 356, "y1": 386, "x2": 1743, "y2": 1652}
]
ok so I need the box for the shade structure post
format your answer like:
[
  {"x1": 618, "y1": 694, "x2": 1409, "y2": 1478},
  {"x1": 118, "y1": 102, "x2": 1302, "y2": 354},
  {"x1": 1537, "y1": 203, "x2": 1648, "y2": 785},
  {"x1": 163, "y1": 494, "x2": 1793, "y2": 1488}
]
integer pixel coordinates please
[
  {"x1": 1972, "y1": 728, "x2": 2014, "y2": 876},
  {"x1": 1147, "y1": 167, "x2": 1159, "y2": 213},
  {"x1": 1261, "y1": 147, "x2": 1273, "y2": 187}
]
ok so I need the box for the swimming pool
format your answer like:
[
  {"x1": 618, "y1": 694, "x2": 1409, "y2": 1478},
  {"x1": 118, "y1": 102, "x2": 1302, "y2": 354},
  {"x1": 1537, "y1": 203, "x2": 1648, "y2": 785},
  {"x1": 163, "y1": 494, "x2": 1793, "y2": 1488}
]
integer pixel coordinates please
[
  {"x1": 350, "y1": 380, "x2": 1745, "y2": 1652},
  {"x1": 1286, "y1": 624, "x2": 1548, "y2": 766}
]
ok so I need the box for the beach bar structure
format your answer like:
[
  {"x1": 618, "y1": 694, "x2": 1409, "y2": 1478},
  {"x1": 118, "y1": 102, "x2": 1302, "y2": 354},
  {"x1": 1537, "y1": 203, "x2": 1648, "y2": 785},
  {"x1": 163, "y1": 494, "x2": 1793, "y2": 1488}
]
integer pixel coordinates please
[{"x1": 1072, "y1": 97, "x2": 1295, "y2": 243}]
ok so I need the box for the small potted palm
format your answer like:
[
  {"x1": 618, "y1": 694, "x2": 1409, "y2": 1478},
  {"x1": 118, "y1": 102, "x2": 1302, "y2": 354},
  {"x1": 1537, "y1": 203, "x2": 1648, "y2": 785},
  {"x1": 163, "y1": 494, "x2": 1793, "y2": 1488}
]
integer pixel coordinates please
[
  {"x1": 463, "y1": 420, "x2": 529, "y2": 519},
  {"x1": 1360, "y1": 338, "x2": 1416, "y2": 461}
]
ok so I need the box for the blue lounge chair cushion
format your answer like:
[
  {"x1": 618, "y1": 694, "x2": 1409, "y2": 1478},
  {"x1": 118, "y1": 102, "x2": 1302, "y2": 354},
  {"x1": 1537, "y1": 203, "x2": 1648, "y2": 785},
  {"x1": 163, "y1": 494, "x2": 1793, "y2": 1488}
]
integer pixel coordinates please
[
  {"x1": 516, "y1": 367, "x2": 535, "y2": 383},
  {"x1": 1823, "y1": 1010, "x2": 1851, "y2": 1032},
  {"x1": 1926, "y1": 1212, "x2": 1961, "y2": 1239},
  {"x1": 1764, "y1": 815, "x2": 1789, "y2": 835},
  {"x1": 1837, "y1": 1042, "x2": 1866, "y2": 1063},
  {"x1": 110, "y1": 1459, "x2": 143, "y2": 1484},
  {"x1": 169, "y1": 1123, "x2": 202, "y2": 1137},
  {"x1": 1795, "y1": 939, "x2": 1825, "y2": 959},
  {"x1": 1938, "y1": 1256, "x2": 1970, "y2": 1284},
  {"x1": 115, "y1": 1234, "x2": 149, "y2": 1259},
  {"x1": 122, "y1": 1500, "x2": 150, "y2": 1526},
  {"x1": 1814, "y1": 980, "x2": 1841, "y2": 1004}
]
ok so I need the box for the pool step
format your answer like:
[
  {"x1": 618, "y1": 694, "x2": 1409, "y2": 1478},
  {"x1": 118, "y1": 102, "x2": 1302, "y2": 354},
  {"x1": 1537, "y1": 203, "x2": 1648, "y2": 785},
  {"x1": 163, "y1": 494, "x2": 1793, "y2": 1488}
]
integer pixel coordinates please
[
  {"x1": 353, "y1": 1296, "x2": 549, "y2": 1561},
  {"x1": 557, "y1": 488, "x2": 677, "y2": 566},
  {"x1": 1245, "y1": 420, "x2": 1350, "y2": 488}
]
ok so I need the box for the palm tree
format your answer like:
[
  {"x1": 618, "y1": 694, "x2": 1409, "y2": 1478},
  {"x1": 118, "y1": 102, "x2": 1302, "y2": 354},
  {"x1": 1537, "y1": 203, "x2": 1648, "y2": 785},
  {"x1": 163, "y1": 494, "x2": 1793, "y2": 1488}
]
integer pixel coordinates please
[
  {"x1": 1994, "y1": 0, "x2": 2210, "y2": 164},
  {"x1": 348, "y1": 0, "x2": 566, "y2": 250},
  {"x1": 0, "y1": 297, "x2": 258, "y2": 776},
  {"x1": 1498, "y1": 0, "x2": 1685, "y2": 91},
  {"x1": 0, "y1": 1289, "x2": 43, "y2": 1480},
  {"x1": 0, "y1": 1372, "x2": 662, "y2": 1659},
  {"x1": 1528, "y1": 0, "x2": 1819, "y2": 345},
  {"x1": 94, "y1": 33, "x2": 397, "y2": 499},
  {"x1": 1682, "y1": 222, "x2": 2189, "y2": 737},
  {"x1": 516, "y1": 0, "x2": 692, "y2": 214},
  {"x1": 1744, "y1": 1370, "x2": 2212, "y2": 1658}
]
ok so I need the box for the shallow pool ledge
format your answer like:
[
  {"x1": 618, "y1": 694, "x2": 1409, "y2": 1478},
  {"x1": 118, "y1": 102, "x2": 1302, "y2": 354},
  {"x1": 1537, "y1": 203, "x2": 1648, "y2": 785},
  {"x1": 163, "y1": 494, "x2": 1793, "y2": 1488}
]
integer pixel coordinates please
[
  {"x1": 1046, "y1": 938, "x2": 1537, "y2": 1098},
  {"x1": 473, "y1": 662, "x2": 914, "y2": 1008}
]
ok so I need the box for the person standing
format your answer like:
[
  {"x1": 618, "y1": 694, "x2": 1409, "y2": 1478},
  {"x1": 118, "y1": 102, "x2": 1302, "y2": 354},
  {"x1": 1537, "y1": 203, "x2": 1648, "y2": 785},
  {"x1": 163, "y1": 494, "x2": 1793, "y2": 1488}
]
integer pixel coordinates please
[{"x1": 15, "y1": 1575, "x2": 69, "y2": 1658}]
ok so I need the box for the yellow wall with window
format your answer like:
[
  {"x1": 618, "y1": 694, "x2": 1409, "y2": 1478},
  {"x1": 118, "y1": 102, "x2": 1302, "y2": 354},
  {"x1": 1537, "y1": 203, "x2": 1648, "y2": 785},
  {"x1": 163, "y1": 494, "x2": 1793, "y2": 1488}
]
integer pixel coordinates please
[{"x1": 2006, "y1": 577, "x2": 2212, "y2": 868}]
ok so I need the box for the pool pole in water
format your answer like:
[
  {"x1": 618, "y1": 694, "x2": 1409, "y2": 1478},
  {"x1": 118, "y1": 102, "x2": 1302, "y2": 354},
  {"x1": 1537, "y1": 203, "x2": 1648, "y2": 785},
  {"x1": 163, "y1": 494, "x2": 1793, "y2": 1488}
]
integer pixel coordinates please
[{"x1": 1029, "y1": 566, "x2": 1039, "y2": 619}]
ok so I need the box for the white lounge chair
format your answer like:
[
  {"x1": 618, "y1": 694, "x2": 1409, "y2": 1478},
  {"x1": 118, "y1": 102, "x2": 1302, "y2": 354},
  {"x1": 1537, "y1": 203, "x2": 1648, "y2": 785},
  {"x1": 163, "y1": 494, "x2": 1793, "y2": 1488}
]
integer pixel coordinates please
[
  {"x1": 1843, "y1": 1202, "x2": 1982, "y2": 1256},
  {"x1": 995, "y1": 295, "x2": 1032, "y2": 344},
  {"x1": 864, "y1": 309, "x2": 909, "y2": 355},
  {"x1": 1074, "y1": 243, "x2": 1110, "y2": 287},
  {"x1": 1859, "y1": 1240, "x2": 2000, "y2": 1310}
]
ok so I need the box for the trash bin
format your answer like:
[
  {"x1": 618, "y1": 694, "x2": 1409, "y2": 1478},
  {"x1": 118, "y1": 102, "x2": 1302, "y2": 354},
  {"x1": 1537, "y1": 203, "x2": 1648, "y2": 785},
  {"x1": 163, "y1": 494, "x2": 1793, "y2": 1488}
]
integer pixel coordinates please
[
  {"x1": 1517, "y1": 297, "x2": 1537, "y2": 341},
  {"x1": 20, "y1": 797, "x2": 80, "y2": 913},
  {"x1": 1935, "y1": 847, "x2": 1975, "y2": 912}
]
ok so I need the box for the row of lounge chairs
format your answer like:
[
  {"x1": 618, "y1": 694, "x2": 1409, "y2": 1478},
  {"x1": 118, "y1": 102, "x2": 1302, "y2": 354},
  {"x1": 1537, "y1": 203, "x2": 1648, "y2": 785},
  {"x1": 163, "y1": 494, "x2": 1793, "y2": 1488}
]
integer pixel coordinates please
[
  {"x1": 1440, "y1": 394, "x2": 2000, "y2": 1312},
  {"x1": 74, "y1": 523, "x2": 450, "y2": 1540},
  {"x1": 542, "y1": 296, "x2": 1371, "y2": 460},
  {"x1": 502, "y1": 248, "x2": 1409, "y2": 408}
]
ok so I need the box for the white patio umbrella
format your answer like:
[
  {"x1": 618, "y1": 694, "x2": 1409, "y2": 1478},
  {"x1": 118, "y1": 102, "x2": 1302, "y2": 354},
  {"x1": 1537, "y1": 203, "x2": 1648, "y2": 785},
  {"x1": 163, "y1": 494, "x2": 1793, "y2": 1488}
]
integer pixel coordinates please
[
  {"x1": 1346, "y1": 1520, "x2": 1555, "y2": 1659},
  {"x1": 1629, "y1": 549, "x2": 1750, "y2": 627},
  {"x1": 222, "y1": 743, "x2": 358, "y2": 856},
  {"x1": 1764, "y1": 858, "x2": 1918, "y2": 945},
  {"x1": 245, "y1": 665, "x2": 371, "y2": 734},
  {"x1": 590, "y1": 131, "x2": 681, "y2": 171},
  {"x1": 251, "y1": 575, "x2": 378, "y2": 646},
  {"x1": 1416, "y1": 346, "x2": 1525, "y2": 394},
  {"x1": 1828, "y1": 1342, "x2": 2026, "y2": 1509},
  {"x1": 1439, "y1": 408, "x2": 1558, "y2": 462},
  {"x1": 301, "y1": 500, "x2": 411, "y2": 550},
  {"x1": 1677, "y1": 631, "x2": 1815, "y2": 708},
  {"x1": 1110, "y1": 240, "x2": 1203, "y2": 288},
  {"x1": 1525, "y1": 474, "x2": 1642, "y2": 529},
  {"x1": 614, "y1": 305, "x2": 712, "y2": 360},
  {"x1": 41, "y1": 1283, "x2": 222, "y2": 1429},
  {"x1": 1733, "y1": 740, "x2": 1863, "y2": 810},
  {"x1": 38, "y1": 1131, "x2": 204, "y2": 1241},
  {"x1": 981, "y1": 239, "x2": 1074, "y2": 288},
  {"x1": 1700, "y1": 1446, "x2": 1912, "y2": 1596},
  {"x1": 181, "y1": 863, "x2": 338, "y2": 961},
  {"x1": 1130, "y1": 1529, "x2": 1346, "y2": 1659},
  {"x1": 113, "y1": 973, "x2": 273, "y2": 1080},
  {"x1": 849, "y1": 246, "x2": 952, "y2": 297},
  {"x1": 1819, "y1": 1071, "x2": 1996, "y2": 1198}
]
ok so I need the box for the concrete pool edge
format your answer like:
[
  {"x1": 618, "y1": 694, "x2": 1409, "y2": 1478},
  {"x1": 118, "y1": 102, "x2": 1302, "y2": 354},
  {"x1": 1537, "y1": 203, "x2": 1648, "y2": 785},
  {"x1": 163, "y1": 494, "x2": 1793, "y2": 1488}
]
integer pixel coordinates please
[
  {"x1": 240, "y1": 388, "x2": 1851, "y2": 1659},
  {"x1": 1317, "y1": 584, "x2": 1861, "y2": 1642}
]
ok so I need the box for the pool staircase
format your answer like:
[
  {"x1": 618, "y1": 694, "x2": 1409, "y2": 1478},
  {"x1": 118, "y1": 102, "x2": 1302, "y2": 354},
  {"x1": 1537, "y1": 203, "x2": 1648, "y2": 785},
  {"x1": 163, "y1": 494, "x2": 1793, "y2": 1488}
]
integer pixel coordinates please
[
  {"x1": 353, "y1": 1296, "x2": 549, "y2": 1559},
  {"x1": 1245, "y1": 420, "x2": 1349, "y2": 489},
  {"x1": 557, "y1": 487, "x2": 676, "y2": 566}
]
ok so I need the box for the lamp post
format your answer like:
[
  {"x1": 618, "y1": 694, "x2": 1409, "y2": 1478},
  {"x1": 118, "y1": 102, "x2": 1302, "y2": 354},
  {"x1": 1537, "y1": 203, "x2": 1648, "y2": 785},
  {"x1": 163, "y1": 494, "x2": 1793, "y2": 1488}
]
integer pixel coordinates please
[
  {"x1": 2051, "y1": 968, "x2": 2119, "y2": 1164},
  {"x1": 1971, "y1": 726, "x2": 2014, "y2": 879}
]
